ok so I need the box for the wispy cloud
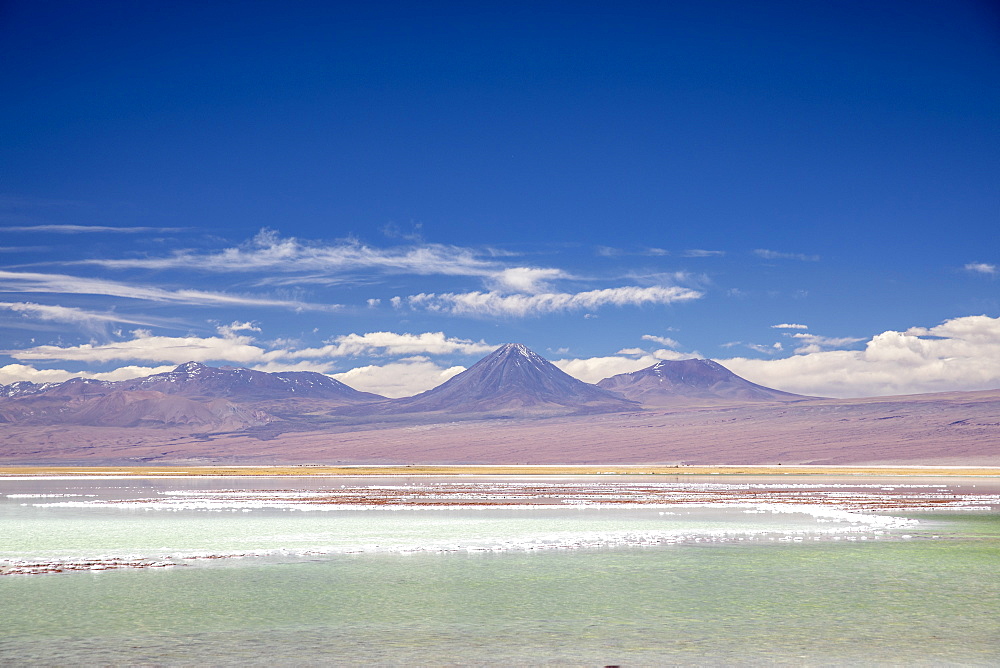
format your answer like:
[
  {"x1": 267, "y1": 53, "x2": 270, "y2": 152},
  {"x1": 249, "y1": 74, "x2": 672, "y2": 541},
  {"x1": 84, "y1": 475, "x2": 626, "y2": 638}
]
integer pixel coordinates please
[
  {"x1": 641, "y1": 334, "x2": 680, "y2": 347},
  {"x1": 771, "y1": 323, "x2": 808, "y2": 330},
  {"x1": 400, "y1": 285, "x2": 703, "y2": 317},
  {"x1": 0, "y1": 301, "x2": 172, "y2": 333},
  {"x1": 70, "y1": 228, "x2": 582, "y2": 295},
  {"x1": 596, "y1": 246, "x2": 670, "y2": 257},
  {"x1": 682, "y1": 249, "x2": 725, "y2": 258},
  {"x1": 754, "y1": 249, "x2": 820, "y2": 261},
  {"x1": 5, "y1": 329, "x2": 281, "y2": 365},
  {"x1": 75, "y1": 228, "x2": 502, "y2": 278},
  {"x1": 964, "y1": 262, "x2": 997, "y2": 276},
  {"x1": 2, "y1": 225, "x2": 188, "y2": 233},
  {"x1": 788, "y1": 332, "x2": 864, "y2": 354},
  {"x1": 0, "y1": 269, "x2": 334, "y2": 311}
]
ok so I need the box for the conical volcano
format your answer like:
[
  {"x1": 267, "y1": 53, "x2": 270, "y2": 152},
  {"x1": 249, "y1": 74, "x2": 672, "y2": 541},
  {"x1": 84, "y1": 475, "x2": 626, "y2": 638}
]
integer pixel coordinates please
[
  {"x1": 389, "y1": 343, "x2": 638, "y2": 416},
  {"x1": 597, "y1": 358, "x2": 809, "y2": 405}
]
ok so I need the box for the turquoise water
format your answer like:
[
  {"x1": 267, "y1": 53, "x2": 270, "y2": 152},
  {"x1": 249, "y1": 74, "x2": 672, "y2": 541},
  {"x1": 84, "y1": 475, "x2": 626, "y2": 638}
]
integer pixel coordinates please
[{"x1": 1, "y1": 476, "x2": 998, "y2": 665}]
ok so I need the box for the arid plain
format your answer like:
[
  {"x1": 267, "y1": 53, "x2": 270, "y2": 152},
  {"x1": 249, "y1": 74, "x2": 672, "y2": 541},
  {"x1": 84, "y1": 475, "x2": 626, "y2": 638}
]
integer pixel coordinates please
[{"x1": 2, "y1": 388, "x2": 997, "y2": 466}]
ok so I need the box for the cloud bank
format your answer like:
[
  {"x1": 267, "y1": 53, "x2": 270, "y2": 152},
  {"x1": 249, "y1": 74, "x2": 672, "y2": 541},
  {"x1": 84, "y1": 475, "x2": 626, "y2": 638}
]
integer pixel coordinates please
[{"x1": 720, "y1": 315, "x2": 1000, "y2": 398}]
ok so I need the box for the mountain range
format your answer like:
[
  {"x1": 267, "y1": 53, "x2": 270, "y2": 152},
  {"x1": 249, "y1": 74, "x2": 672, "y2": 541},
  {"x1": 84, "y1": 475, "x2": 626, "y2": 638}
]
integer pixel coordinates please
[
  {"x1": 0, "y1": 345, "x2": 802, "y2": 429},
  {"x1": 1, "y1": 344, "x2": 997, "y2": 465}
]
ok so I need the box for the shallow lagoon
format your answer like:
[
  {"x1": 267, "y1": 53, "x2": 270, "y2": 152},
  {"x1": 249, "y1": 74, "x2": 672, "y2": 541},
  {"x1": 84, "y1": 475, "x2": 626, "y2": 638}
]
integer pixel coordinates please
[{"x1": 2, "y1": 475, "x2": 998, "y2": 665}]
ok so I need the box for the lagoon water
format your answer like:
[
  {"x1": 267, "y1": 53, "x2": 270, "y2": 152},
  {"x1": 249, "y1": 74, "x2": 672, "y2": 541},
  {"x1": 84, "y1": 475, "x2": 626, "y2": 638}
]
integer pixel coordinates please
[{"x1": 2, "y1": 475, "x2": 998, "y2": 665}]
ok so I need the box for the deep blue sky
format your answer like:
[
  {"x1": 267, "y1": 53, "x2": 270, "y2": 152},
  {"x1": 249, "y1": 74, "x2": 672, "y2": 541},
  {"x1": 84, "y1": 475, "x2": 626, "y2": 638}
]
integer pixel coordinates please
[{"x1": 1, "y1": 1, "x2": 998, "y2": 397}]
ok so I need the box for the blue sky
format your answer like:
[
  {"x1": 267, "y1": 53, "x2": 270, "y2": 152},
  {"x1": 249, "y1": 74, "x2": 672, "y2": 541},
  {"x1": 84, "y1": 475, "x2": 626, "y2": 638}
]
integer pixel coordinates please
[{"x1": 1, "y1": 0, "x2": 998, "y2": 398}]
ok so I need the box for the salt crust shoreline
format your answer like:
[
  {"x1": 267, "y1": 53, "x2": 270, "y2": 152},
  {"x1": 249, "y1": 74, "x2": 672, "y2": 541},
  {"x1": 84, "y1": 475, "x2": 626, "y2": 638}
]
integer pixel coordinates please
[
  {"x1": 3, "y1": 464, "x2": 1000, "y2": 478},
  {"x1": 5, "y1": 475, "x2": 998, "y2": 576},
  {"x1": 1, "y1": 502, "x2": 918, "y2": 576}
]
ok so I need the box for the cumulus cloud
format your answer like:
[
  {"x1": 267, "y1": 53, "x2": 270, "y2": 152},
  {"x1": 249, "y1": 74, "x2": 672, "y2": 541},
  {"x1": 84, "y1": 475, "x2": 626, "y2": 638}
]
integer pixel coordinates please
[
  {"x1": 0, "y1": 270, "x2": 332, "y2": 311},
  {"x1": 771, "y1": 323, "x2": 808, "y2": 330},
  {"x1": 333, "y1": 359, "x2": 466, "y2": 398},
  {"x1": 754, "y1": 249, "x2": 820, "y2": 261},
  {"x1": 965, "y1": 262, "x2": 997, "y2": 275},
  {"x1": 720, "y1": 314, "x2": 1000, "y2": 398},
  {"x1": 402, "y1": 286, "x2": 703, "y2": 317}
]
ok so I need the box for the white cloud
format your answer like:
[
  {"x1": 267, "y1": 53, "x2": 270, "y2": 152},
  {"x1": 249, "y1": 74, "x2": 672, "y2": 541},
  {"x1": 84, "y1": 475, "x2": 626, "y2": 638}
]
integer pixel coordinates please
[
  {"x1": 249, "y1": 360, "x2": 338, "y2": 374},
  {"x1": 720, "y1": 314, "x2": 1000, "y2": 398},
  {"x1": 216, "y1": 321, "x2": 261, "y2": 337},
  {"x1": 69, "y1": 229, "x2": 589, "y2": 297},
  {"x1": 771, "y1": 323, "x2": 808, "y2": 330},
  {"x1": 333, "y1": 359, "x2": 466, "y2": 398},
  {"x1": 553, "y1": 349, "x2": 693, "y2": 384},
  {"x1": 6, "y1": 329, "x2": 281, "y2": 365},
  {"x1": 682, "y1": 249, "x2": 725, "y2": 257},
  {"x1": 78, "y1": 228, "x2": 501, "y2": 278},
  {"x1": 0, "y1": 301, "x2": 168, "y2": 331},
  {"x1": 616, "y1": 348, "x2": 646, "y2": 356},
  {"x1": 291, "y1": 331, "x2": 497, "y2": 358},
  {"x1": 641, "y1": 334, "x2": 680, "y2": 347},
  {"x1": 403, "y1": 286, "x2": 703, "y2": 317},
  {"x1": 3, "y1": 328, "x2": 497, "y2": 366},
  {"x1": 965, "y1": 262, "x2": 997, "y2": 275},
  {"x1": 787, "y1": 332, "x2": 865, "y2": 354},
  {"x1": 0, "y1": 270, "x2": 332, "y2": 311},
  {"x1": 745, "y1": 343, "x2": 781, "y2": 355},
  {"x1": 488, "y1": 267, "x2": 569, "y2": 293},
  {"x1": 754, "y1": 249, "x2": 820, "y2": 261},
  {"x1": 0, "y1": 363, "x2": 175, "y2": 385}
]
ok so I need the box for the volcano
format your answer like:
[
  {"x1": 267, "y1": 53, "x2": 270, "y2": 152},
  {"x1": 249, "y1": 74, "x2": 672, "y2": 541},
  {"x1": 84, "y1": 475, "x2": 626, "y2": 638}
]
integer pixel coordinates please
[
  {"x1": 384, "y1": 343, "x2": 639, "y2": 416},
  {"x1": 596, "y1": 358, "x2": 809, "y2": 405}
]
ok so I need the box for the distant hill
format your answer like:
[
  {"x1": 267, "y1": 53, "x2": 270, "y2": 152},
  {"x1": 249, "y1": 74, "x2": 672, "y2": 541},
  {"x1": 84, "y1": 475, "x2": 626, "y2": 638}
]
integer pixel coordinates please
[
  {"x1": 373, "y1": 343, "x2": 639, "y2": 417},
  {"x1": 0, "y1": 362, "x2": 383, "y2": 432},
  {"x1": 597, "y1": 358, "x2": 809, "y2": 404},
  {"x1": 0, "y1": 362, "x2": 384, "y2": 403},
  {"x1": 0, "y1": 389, "x2": 272, "y2": 430},
  {"x1": 116, "y1": 362, "x2": 384, "y2": 402}
]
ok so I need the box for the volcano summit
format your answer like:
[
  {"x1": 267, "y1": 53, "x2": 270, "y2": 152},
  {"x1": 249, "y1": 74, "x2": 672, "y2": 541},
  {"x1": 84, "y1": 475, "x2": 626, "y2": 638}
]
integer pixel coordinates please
[{"x1": 380, "y1": 343, "x2": 639, "y2": 417}]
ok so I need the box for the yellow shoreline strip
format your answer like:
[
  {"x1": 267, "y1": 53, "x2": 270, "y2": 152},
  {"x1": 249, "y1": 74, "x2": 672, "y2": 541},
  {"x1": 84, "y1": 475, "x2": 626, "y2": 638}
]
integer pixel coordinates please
[{"x1": 1, "y1": 465, "x2": 999, "y2": 477}]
